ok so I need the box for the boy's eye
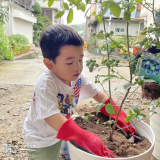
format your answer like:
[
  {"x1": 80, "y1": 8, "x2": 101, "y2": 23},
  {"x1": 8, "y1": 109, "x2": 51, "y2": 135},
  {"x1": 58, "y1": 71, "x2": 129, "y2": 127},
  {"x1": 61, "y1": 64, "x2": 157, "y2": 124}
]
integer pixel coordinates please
[
  {"x1": 79, "y1": 60, "x2": 83, "y2": 62},
  {"x1": 67, "y1": 62, "x2": 73, "y2": 65}
]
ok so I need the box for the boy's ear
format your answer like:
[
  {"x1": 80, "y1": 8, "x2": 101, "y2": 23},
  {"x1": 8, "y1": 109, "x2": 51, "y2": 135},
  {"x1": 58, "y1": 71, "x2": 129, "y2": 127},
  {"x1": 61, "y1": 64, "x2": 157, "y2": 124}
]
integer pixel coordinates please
[{"x1": 43, "y1": 58, "x2": 54, "y2": 70}]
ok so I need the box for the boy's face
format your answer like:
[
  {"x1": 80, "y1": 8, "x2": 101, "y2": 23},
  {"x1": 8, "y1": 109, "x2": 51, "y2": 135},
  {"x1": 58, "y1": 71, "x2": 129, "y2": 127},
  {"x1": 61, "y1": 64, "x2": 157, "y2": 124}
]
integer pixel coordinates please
[{"x1": 45, "y1": 45, "x2": 84, "y2": 86}]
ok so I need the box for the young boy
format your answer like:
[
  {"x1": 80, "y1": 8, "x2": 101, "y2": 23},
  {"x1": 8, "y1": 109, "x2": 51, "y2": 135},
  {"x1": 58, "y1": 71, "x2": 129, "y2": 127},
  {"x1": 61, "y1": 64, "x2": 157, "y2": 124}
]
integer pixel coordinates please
[{"x1": 22, "y1": 25, "x2": 119, "y2": 160}]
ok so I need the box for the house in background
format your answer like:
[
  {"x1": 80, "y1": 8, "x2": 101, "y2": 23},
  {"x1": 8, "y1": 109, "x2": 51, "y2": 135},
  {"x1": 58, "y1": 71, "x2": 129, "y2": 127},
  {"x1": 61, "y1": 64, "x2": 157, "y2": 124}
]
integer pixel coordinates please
[
  {"x1": 84, "y1": 0, "x2": 148, "y2": 45},
  {"x1": 3, "y1": 0, "x2": 37, "y2": 44},
  {"x1": 134, "y1": 0, "x2": 160, "y2": 29},
  {"x1": 35, "y1": 0, "x2": 63, "y2": 24}
]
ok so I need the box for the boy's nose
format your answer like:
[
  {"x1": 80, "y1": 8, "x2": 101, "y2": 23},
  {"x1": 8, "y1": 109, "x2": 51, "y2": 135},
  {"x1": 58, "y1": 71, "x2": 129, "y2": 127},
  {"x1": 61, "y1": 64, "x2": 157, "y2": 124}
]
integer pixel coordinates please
[{"x1": 75, "y1": 61, "x2": 82, "y2": 71}]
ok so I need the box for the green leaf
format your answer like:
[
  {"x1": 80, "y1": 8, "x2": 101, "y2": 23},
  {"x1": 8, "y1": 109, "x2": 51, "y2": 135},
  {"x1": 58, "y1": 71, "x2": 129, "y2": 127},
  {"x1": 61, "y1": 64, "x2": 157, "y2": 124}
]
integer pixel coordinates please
[
  {"x1": 123, "y1": 83, "x2": 134, "y2": 90},
  {"x1": 77, "y1": 4, "x2": 81, "y2": 10},
  {"x1": 98, "y1": 67, "x2": 107, "y2": 71},
  {"x1": 129, "y1": 110, "x2": 133, "y2": 115},
  {"x1": 135, "y1": 0, "x2": 143, "y2": 3},
  {"x1": 67, "y1": 9, "x2": 73, "y2": 24},
  {"x1": 80, "y1": 2, "x2": 86, "y2": 12},
  {"x1": 137, "y1": 114, "x2": 146, "y2": 120},
  {"x1": 48, "y1": 0, "x2": 54, "y2": 8},
  {"x1": 99, "y1": 75, "x2": 119, "y2": 78},
  {"x1": 105, "y1": 104, "x2": 116, "y2": 114},
  {"x1": 129, "y1": 5, "x2": 135, "y2": 13},
  {"x1": 102, "y1": 78, "x2": 110, "y2": 84},
  {"x1": 124, "y1": 10, "x2": 131, "y2": 21},
  {"x1": 143, "y1": 102, "x2": 151, "y2": 105},
  {"x1": 110, "y1": 2, "x2": 121, "y2": 19},
  {"x1": 98, "y1": 16, "x2": 102, "y2": 23},
  {"x1": 63, "y1": 2, "x2": 69, "y2": 10},
  {"x1": 125, "y1": 116, "x2": 132, "y2": 122},
  {"x1": 90, "y1": 11, "x2": 96, "y2": 17},
  {"x1": 114, "y1": 85, "x2": 122, "y2": 91},
  {"x1": 135, "y1": 58, "x2": 142, "y2": 76},
  {"x1": 73, "y1": 0, "x2": 81, "y2": 6},
  {"x1": 133, "y1": 104, "x2": 140, "y2": 114},
  {"x1": 54, "y1": 11, "x2": 65, "y2": 19},
  {"x1": 97, "y1": 30, "x2": 104, "y2": 39},
  {"x1": 100, "y1": 1, "x2": 111, "y2": 18},
  {"x1": 101, "y1": 1, "x2": 110, "y2": 8},
  {"x1": 96, "y1": 103, "x2": 103, "y2": 114}
]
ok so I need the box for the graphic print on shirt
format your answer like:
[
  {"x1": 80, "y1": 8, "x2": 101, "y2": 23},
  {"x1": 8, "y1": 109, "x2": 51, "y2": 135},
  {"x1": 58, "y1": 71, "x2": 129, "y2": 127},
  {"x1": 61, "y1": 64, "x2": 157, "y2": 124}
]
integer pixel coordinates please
[
  {"x1": 74, "y1": 78, "x2": 82, "y2": 104},
  {"x1": 57, "y1": 78, "x2": 82, "y2": 116},
  {"x1": 57, "y1": 93, "x2": 75, "y2": 115}
]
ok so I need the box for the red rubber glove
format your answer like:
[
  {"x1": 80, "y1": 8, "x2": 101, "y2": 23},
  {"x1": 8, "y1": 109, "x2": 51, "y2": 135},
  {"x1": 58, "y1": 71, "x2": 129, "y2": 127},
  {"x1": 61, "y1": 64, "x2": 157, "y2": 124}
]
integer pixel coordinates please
[
  {"x1": 56, "y1": 118, "x2": 117, "y2": 158},
  {"x1": 100, "y1": 98, "x2": 137, "y2": 135}
]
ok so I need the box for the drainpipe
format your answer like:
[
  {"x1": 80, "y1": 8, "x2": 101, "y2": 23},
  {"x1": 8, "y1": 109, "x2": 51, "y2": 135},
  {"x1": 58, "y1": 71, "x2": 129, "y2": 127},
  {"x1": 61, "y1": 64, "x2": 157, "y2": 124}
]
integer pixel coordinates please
[{"x1": 108, "y1": 12, "x2": 112, "y2": 33}]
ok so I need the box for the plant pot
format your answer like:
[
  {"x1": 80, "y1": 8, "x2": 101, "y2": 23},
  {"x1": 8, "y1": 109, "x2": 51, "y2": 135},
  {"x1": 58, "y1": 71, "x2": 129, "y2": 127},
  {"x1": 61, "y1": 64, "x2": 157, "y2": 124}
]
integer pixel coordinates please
[
  {"x1": 150, "y1": 106, "x2": 160, "y2": 160},
  {"x1": 67, "y1": 119, "x2": 155, "y2": 160}
]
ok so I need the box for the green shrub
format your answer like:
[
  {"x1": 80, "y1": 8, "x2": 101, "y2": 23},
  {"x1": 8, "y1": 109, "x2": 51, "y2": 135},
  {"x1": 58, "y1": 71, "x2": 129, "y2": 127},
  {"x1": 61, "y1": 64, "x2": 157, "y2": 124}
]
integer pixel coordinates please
[
  {"x1": 32, "y1": 2, "x2": 42, "y2": 15},
  {"x1": 0, "y1": 25, "x2": 14, "y2": 60},
  {"x1": 8, "y1": 34, "x2": 29, "y2": 44}
]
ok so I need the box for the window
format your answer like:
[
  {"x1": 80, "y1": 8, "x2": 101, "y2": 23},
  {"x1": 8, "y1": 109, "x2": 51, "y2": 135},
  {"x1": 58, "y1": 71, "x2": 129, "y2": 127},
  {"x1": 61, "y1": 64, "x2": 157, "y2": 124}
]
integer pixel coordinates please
[
  {"x1": 42, "y1": 9, "x2": 53, "y2": 21},
  {"x1": 120, "y1": 28, "x2": 124, "y2": 32},
  {"x1": 115, "y1": 28, "x2": 125, "y2": 33},
  {"x1": 140, "y1": 22, "x2": 144, "y2": 31}
]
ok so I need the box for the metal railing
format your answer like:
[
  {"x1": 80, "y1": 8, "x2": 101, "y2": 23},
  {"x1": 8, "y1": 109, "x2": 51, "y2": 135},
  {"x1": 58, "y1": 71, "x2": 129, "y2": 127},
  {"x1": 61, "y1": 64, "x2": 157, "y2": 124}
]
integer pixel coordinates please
[{"x1": 11, "y1": 0, "x2": 34, "y2": 12}]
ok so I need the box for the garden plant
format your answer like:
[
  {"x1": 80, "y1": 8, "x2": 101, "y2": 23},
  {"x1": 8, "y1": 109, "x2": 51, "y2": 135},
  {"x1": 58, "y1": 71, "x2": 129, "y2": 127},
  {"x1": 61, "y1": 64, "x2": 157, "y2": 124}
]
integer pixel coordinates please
[
  {"x1": 0, "y1": 2, "x2": 14, "y2": 60},
  {"x1": 47, "y1": 0, "x2": 159, "y2": 158}
]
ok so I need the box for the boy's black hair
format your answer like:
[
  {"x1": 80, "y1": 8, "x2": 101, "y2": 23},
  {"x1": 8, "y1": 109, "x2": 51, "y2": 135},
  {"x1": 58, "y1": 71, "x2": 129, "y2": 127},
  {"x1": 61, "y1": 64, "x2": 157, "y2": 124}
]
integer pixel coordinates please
[{"x1": 40, "y1": 24, "x2": 84, "y2": 62}]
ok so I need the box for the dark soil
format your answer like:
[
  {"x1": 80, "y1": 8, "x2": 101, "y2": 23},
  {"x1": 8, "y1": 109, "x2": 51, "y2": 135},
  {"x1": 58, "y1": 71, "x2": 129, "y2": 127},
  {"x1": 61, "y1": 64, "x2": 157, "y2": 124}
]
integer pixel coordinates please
[{"x1": 74, "y1": 112, "x2": 151, "y2": 158}]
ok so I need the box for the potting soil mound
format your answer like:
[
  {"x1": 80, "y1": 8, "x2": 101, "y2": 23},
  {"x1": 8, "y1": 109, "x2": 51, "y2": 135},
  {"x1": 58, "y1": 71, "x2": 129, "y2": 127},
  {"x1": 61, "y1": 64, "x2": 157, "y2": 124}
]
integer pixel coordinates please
[{"x1": 74, "y1": 112, "x2": 151, "y2": 157}]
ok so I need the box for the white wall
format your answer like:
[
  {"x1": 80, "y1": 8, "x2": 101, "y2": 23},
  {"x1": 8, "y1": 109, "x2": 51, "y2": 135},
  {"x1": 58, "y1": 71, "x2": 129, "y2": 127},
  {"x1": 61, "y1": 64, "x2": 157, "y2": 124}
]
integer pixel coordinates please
[
  {"x1": 13, "y1": 18, "x2": 34, "y2": 44},
  {"x1": 35, "y1": 0, "x2": 61, "y2": 11},
  {"x1": 97, "y1": 20, "x2": 139, "y2": 37},
  {"x1": 96, "y1": 20, "x2": 139, "y2": 47},
  {"x1": 141, "y1": 0, "x2": 160, "y2": 27}
]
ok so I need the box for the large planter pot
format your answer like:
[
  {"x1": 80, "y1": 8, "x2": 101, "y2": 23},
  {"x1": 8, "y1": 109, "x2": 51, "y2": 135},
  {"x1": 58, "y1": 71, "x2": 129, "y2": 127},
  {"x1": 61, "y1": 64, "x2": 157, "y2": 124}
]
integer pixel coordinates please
[
  {"x1": 150, "y1": 106, "x2": 160, "y2": 159},
  {"x1": 67, "y1": 120, "x2": 155, "y2": 160}
]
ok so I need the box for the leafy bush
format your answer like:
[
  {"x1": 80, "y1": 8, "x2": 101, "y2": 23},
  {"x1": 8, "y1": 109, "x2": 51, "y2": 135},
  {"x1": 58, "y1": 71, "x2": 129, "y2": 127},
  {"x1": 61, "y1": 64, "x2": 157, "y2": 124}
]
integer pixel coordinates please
[
  {"x1": 12, "y1": 43, "x2": 29, "y2": 56},
  {"x1": 32, "y1": 2, "x2": 45, "y2": 43},
  {"x1": 43, "y1": 16, "x2": 52, "y2": 28},
  {"x1": 0, "y1": 3, "x2": 9, "y2": 24},
  {"x1": 0, "y1": 25, "x2": 14, "y2": 60},
  {"x1": 32, "y1": 2, "x2": 42, "y2": 15},
  {"x1": 8, "y1": 34, "x2": 29, "y2": 45}
]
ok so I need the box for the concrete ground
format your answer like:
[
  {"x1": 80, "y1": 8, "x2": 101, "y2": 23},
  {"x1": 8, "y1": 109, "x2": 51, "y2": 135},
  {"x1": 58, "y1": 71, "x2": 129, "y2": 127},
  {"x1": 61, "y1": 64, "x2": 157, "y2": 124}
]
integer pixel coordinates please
[{"x1": 0, "y1": 48, "x2": 157, "y2": 160}]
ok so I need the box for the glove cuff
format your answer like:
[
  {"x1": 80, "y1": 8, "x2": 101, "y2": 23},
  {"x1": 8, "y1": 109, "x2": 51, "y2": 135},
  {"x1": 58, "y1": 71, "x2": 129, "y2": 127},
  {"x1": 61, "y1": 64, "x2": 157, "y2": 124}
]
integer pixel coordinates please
[{"x1": 56, "y1": 118, "x2": 83, "y2": 141}]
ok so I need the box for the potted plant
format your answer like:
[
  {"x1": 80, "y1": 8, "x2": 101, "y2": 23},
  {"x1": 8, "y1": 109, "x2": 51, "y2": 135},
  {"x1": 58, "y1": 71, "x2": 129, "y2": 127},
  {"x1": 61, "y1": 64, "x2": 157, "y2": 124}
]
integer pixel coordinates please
[{"x1": 47, "y1": 0, "x2": 157, "y2": 159}]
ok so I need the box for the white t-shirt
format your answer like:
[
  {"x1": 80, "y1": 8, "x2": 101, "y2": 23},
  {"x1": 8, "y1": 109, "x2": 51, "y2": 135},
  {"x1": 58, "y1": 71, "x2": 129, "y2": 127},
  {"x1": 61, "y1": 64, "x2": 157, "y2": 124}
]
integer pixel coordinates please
[{"x1": 22, "y1": 69, "x2": 100, "y2": 148}]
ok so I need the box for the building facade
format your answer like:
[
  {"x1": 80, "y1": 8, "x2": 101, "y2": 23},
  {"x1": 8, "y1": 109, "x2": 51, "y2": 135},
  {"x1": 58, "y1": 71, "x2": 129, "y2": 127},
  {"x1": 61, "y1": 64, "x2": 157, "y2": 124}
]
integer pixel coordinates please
[
  {"x1": 3, "y1": 0, "x2": 37, "y2": 44},
  {"x1": 34, "y1": 0, "x2": 63, "y2": 24}
]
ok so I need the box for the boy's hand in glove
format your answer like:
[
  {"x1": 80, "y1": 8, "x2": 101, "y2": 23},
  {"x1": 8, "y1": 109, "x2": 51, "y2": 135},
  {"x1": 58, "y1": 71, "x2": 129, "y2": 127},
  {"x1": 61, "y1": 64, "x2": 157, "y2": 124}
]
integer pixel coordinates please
[
  {"x1": 57, "y1": 118, "x2": 118, "y2": 158},
  {"x1": 100, "y1": 98, "x2": 137, "y2": 136}
]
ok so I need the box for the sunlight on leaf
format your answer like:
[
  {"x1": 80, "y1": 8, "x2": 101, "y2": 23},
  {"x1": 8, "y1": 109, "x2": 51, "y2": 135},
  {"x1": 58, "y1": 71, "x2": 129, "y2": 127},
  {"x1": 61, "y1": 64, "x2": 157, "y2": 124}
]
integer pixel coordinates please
[
  {"x1": 67, "y1": 9, "x2": 73, "y2": 24},
  {"x1": 105, "y1": 104, "x2": 115, "y2": 114},
  {"x1": 110, "y1": 2, "x2": 121, "y2": 18},
  {"x1": 48, "y1": 0, "x2": 54, "y2": 8}
]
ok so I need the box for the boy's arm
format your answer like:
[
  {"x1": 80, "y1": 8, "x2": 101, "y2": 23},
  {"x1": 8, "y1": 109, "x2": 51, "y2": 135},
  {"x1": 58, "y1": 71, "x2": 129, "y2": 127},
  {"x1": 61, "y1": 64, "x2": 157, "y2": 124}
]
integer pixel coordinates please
[
  {"x1": 93, "y1": 91, "x2": 108, "y2": 103},
  {"x1": 45, "y1": 113, "x2": 67, "y2": 132},
  {"x1": 44, "y1": 109, "x2": 116, "y2": 158}
]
